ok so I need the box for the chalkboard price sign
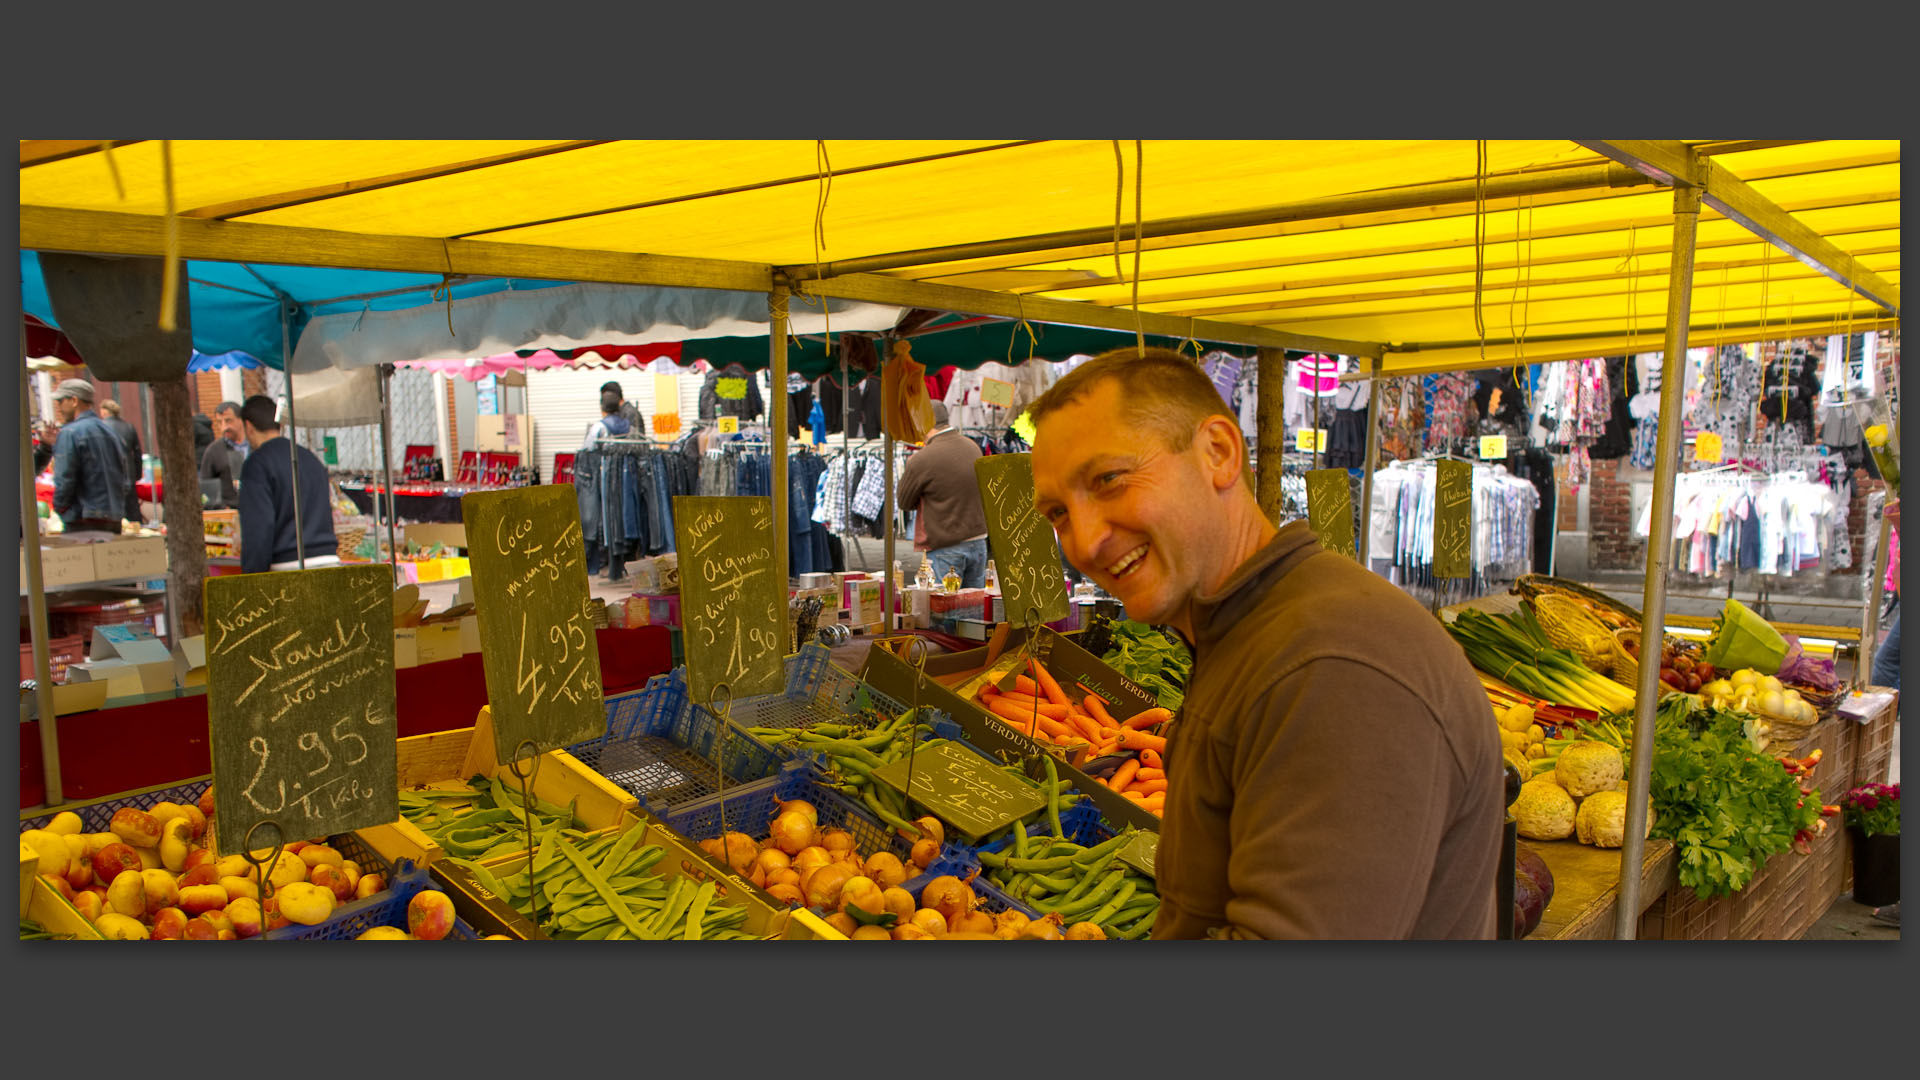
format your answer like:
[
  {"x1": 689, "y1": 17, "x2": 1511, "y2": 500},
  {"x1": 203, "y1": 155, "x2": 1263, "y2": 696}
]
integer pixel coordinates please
[
  {"x1": 462, "y1": 485, "x2": 606, "y2": 764},
  {"x1": 974, "y1": 454, "x2": 1069, "y2": 627},
  {"x1": 673, "y1": 495, "x2": 787, "y2": 704},
  {"x1": 204, "y1": 566, "x2": 398, "y2": 853},
  {"x1": 872, "y1": 741, "x2": 1046, "y2": 843},
  {"x1": 1305, "y1": 468, "x2": 1357, "y2": 561},
  {"x1": 1115, "y1": 829, "x2": 1159, "y2": 878},
  {"x1": 1433, "y1": 459, "x2": 1474, "y2": 580}
]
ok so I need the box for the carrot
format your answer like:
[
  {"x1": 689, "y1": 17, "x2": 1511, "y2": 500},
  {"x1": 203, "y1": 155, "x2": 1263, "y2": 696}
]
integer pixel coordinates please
[
  {"x1": 1108, "y1": 758, "x2": 1142, "y2": 793},
  {"x1": 1139, "y1": 748, "x2": 1163, "y2": 769},
  {"x1": 1134, "y1": 767, "x2": 1164, "y2": 782},
  {"x1": 981, "y1": 694, "x2": 1073, "y2": 719},
  {"x1": 1028, "y1": 657, "x2": 1072, "y2": 708},
  {"x1": 1012, "y1": 674, "x2": 1041, "y2": 697},
  {"x1": 986, "y1": 695, "x2": 1064, "y2": 735},
  {"x1": 1067, "y1": 713, "x2": 1106, "y2": 743},
  {"x1": 1121, "y1": 707, "x2": 1175, "y2": 731},
  {"x1": 1116, "y1": 729, "x2": 1166, "y2": 753},
  {"x1": 1082, "y1": 695, "x2": 1120, "y2": 730},
  {"x1": 1129, "y1": 778, "x2": 1167, "y2": 796}
]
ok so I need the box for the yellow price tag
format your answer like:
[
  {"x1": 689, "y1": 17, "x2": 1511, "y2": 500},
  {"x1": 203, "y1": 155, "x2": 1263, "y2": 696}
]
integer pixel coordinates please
[
  {"x1": 980, "y1": 377, "x2": 1015, "y2": 409},
  {"x1": 1478, "y1": 434, "x2": 1507, "y2": 460},
  {"x1": 717, "y1": 416, "x2": 739, "y2": 434},
  {"x1": 1295, "y1": 428, "x2": 1328, "y2": 452},
  {"x1": 1694, "y1": 431, "x2": 1723, "y2": 463}
]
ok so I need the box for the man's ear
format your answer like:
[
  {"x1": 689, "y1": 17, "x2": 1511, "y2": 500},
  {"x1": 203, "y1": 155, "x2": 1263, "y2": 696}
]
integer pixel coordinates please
[{"x1": 1197, "y1": 415, "x2": 1243, "y2": 491}]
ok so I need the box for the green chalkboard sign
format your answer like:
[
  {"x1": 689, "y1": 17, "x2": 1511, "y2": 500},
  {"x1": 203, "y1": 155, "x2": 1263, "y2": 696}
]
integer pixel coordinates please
[
  {"x1": 872, "y1": 741, "x2": 1047, "y2": 843},
  {"x1": 204, "y1": 566, "x2": 397, "y2": 853},
  {"x1": 1305, "y1": 467, "x2": 1356, "y2": 561},
  {"x1": 1116, "y1": 829, "x2": 1159, "y2": 878},
  {"x1": 1433, "y1": 459, "x2": 1474, "y2": 580},
  {"x1": 974, "y1": 453, "x2": 1069, "y2": 627},
  {"x1": 673, "y1": 495, "x2": 787, "y2": 705},
  {"x1": 462, "y1": 485, "x2": 605, "y2": 764}
]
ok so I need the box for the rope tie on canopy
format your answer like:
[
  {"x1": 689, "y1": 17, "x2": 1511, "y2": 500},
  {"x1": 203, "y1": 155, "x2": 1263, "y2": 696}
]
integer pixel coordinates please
[
  {"x1": 1178, "y1": 316, "x2": 1204, "y2": 362},
  {"x1": 431, "y1": 272, "x2": 457, "y2": 338},
  {"x1": 1507, "y1": 192, "x2": 1535, "y2": 412},
  {"x1": 158, "y1": 139, "x2": 182, "y2": 333},
  {"x1": 1007, "y1": 293, "x2": 1037, "y2": 366},
  {"x1": 1132, "y1": 139, "x2": 1145, "y2": 356},
  {"x1": 1472, "y1": 139, "x2": 1488, "y2": 367},
  {"x1": 794, "y1": 139, "x2": 836, "y2": 354}
]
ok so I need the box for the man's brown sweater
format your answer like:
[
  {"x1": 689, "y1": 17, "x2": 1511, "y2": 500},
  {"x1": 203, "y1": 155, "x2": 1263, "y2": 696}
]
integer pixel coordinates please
[
  {"x1": 897, "y1": 428, "x2": 989, "y2": 552},
  {"x1": 1153, "y1": 521, "x2": 1503, "y2": 939}
]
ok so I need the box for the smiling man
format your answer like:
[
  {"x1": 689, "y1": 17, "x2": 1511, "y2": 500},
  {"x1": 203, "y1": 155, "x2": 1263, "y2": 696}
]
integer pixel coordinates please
[{"x1": 1029, "y1": 347, "x2": 1501, "y2": 939}]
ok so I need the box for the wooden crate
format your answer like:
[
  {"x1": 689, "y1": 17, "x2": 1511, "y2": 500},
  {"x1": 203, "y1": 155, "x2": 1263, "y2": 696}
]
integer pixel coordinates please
[
  {"x1": 23, "y1": 876, "x2": 104, "y2": 940},
  {"x1": 19, "y1": 839, "x2": 37, "y2": 921},
  {"x1": 1733, "y1": 850, "x2": 1813, "y2": 939},
  {"x1": 369, "y1": 705, "x2": 640, "y2": 867},
  {"x1": 475, "y1": 811, "x2": 838, "y2": 940},
  {"x1": 1851, "y1": 691, "x2": 1898, "y2": 790},
  {"x1": 1643, "y1": 881, "x2": 1735, "y2": 940}
]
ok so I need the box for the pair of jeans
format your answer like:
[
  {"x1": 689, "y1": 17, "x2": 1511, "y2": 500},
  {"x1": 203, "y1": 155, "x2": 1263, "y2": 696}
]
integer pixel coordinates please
[
  {"x1": 619, "y1": 454, "x2": 646, "y2": 555},
  {"x1": 1872, "y1": 609, "x2": 1901, "y2": 690},
  {"x1": 927, "y1": 538, "x2": 989, "y2": 590},
  {"x1": 650, "y1": 457, "x2": 677, "y2": 554}
]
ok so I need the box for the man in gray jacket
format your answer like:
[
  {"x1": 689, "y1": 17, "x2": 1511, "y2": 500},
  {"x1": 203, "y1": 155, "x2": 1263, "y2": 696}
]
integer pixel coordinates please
[
  {"x1": 898, "y1": 403, "x2": 991, "y2": 588},
  {"x1": 1030, "y1": 348, "x2": 1501, "y2": 939}
]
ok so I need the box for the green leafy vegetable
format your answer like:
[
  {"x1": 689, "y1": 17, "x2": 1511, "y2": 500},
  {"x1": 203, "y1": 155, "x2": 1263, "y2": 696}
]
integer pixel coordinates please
[{"x1": 1099, "y1": 620, "x2": 1192, "y2": 711}]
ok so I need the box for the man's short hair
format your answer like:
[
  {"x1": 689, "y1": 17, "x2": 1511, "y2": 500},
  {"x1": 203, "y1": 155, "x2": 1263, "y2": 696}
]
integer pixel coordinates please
[
  {"x1": 601, "y1": 390, "x2": 622, "y2": 415},
  {"x1": 600, "y1": 381, "x2": 624, "y2": 400},
  {"x1": 240, "y1": 395, "x2": 281, "y2": 433},
  {"x1": 99, "y1": 399, "x2": 122, "y2": 417},
  {"x1": 1028, "y1": 346, "x2": 1240, "y2": 454},
  {"x1": 929, "y1": 401, "x2": 950, "y2": 428},
  {"x1": 215, "y1": 400, "x2": 242, "y2": 418}
]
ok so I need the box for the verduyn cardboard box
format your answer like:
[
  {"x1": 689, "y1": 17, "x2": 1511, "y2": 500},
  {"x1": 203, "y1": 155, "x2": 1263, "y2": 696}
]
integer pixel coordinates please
[
  {"x1": 393, "y1": 628, "x2": 419, "y2": 670},
  {"x1": 415, "y1": 622, "x2": 463, "y2": 666},
  {"x1": 458, "y1": 614, "x2": 481, "y2": 655}
]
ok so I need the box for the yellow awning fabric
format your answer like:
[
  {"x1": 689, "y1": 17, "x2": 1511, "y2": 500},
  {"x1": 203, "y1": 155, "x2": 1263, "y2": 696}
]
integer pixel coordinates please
[{"x1": 18, "y1": 139, "x2": 1899, "y2": 370}]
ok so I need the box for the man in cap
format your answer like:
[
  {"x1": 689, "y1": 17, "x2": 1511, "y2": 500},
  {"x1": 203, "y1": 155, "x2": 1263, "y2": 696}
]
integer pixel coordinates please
[
  {"x1": 47, "y1": 379, "x2": 130, "y2": 533},
  {"x1": 236, "y1": 395, "x2": 339, "y2": 572}
]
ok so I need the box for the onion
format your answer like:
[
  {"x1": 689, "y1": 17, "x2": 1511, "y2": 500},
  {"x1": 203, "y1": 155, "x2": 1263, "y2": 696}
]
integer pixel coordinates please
[
  {"x1": 840, "y1": 876, "x2": 886, "y2": 918},
  {"x1": 804, "y1": 862, "x2": 856, "y2": 909},
  {"x1": 851, "y1": 925, "x2": 892, "y2": 941},
  {"x1": 772, "y1": 797, "x2": 820, "y2": 827},
  {"x1": 824, "y1": 911, "x2": 858, "y2": 937},
  {"x1": 819, "y1": 828, "x2": 856, "y2": 856},
  {"x1": 920, "y1": 875, "x2": 971, "y2": 924},
  {"x1": 769, "y1": 811, "x2": 817, "y2": 856},
  {"x1": 909, "y1": 838, "x2": 940, "y2": 869},
  {"x1": 950, "y1": 909, "x2": 995, "y2": 935},
  {"x1": 768, "y1": 867, "x2": 802, "y2": 890},
  {"x1": 891, "y1": 923, "x2": 936, "y2": 940},
  {"x1": 909, "y1": 908, "x2": 948, "y2": 936},
  {"x1": 750, "y1": 865, "x2": 768, "y2": 889},
  {"x1": 1731, "y1": 668, "x2": 1760, "y2": 688},
  {"x1": 993, "y1": 909, "x2": 1031, "y2": 938},
  {"x1": 1064, "y1": 921, "x2": 1108, "y2": 941},
  {"x1": 863, "y1": 852, "x2": 908, "y2": 889},
  {"x1": 1019, "y1": 914, "x2": 1065, "y2": 940},
  {"x1": 881, "y1": 887, "x2": 915, "y2": 921},
  {"x1": 792, "y1": 846, "x2": 833, "y2": 872},
  {"x1": 911, "y1": 817, "x2": 945, "y2": 847},
  {"x1": 1759, "y1": 689, "x2": 1787, "y2": 719},
  {"x1": 718, "y1": 832, "x2": 759, "y2": 874},
  {"x1": 765, "y1": 883, "x2": 805, "y2": 906},
  {"x1": 1758, "y1": 675, "x2": 1784, "y2": 695},
  {"x1": 754, "y1": 848, "x2": 793, "y2": 877},
  {"x1": 698, "y1": 837, "x2": 724, "y2": 860}
]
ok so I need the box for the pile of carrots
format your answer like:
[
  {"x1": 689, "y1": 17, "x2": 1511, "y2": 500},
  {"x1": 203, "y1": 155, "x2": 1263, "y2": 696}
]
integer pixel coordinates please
[{"x1": 976, "y1": 657, "x2": 1171, "y2": 817}]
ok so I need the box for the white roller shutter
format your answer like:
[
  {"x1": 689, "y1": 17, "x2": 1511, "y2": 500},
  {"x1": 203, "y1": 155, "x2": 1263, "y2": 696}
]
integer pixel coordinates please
[{"x1": 524, "y1": 367, "x2": 706, "y2": 481}]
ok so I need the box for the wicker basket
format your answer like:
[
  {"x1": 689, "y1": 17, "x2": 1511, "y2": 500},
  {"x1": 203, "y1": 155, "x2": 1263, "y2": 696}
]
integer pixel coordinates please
[
  {"x1": 336, "y1": 525, "x2": 369, "y2": 560},
  {"x1": 1531, "y1": 595, "x2": 1617, "y2": 674},
  {"x1": 1512, "y1": 574, "x2": 1642, "y2": 630}
]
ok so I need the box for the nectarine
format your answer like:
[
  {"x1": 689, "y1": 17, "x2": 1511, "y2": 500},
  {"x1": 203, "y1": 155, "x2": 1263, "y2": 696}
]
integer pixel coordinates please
[
  {"x1": 150, "y1": 907, "x2": 190, "y2": 940},
  {"x1": 110, "y1": 807, "x2": 162, "y2": 848},
  {"x1": 406, "y1": 890, "x2": 456, "y2": 941}
]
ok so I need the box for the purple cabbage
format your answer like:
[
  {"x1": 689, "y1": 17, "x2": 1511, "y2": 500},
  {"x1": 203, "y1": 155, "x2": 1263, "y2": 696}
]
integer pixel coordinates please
[{"x1": 1775, "y1": 635, "x2": 1840, "y2": 691}]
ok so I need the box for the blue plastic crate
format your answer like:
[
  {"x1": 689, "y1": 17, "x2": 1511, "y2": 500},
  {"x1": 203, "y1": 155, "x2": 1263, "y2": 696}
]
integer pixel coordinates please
[
  {"x1": 19, "y1": 777, "x2": 212, "y2": 835},
  {"x1": 662, "y1": 761, "x2": 916, "y2": 865},
  {"x1": 567, "y1": 668, "x2": 786, "y2": 817},
  {"x1": 260, "y1": 860, "x2": 481, "y2": 941}
]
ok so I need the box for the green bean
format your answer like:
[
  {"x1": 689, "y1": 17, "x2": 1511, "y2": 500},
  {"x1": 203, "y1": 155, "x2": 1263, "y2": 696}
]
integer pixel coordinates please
[
  {"x1": 860, "y1": 787, "x2": 924, "y2": 838},
  {"x1": 1043, "y1": 756, "x2": 1064, "y2": 839},
  {"x1": 647, "y1": 877, "x2": 692, "y2": 941},
  {"x1": 1013, "y1": 819, "x2": 1030, "y2": 860},
  {"x1": 683, "y1": 881, "x2": 717, "y2": 940},
  {"x1": 554, "y1": 838, "x2": 652, "y2": 939},
  {"x1": 1086, "y1": 880, "x2": 1137, "y2": 925}
]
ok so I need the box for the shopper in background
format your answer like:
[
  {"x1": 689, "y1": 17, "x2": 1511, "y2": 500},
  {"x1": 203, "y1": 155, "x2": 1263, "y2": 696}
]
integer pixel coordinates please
[
  {"x1": 200, "y1": 400, "x2": 247, "y2": 509},
  {"x1": 600, "y1": 380, "x2": 648, "y2": 438},
  {"x1": 898, "y1": 402, "x2": 991, "y2": 589},
  {"x1": 1029, "y1": 347, "x2": 1502, "y2": 940},
  {"x1": 236, "y1": 395, "x2": 338, "y2": 573},
  {"x1": 47, "y1": 378, "x2": 129, "y2": 533},
  {"x1": 96, "y1": 398, "x2": 145, "y2": 524},
  {"x1": 582, "y1": 390, "x2": 632, "y2": 583}
]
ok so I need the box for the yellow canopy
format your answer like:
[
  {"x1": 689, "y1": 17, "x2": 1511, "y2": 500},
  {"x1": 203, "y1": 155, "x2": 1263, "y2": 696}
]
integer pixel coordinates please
[{"x1": 19, "y1": 139, "x2": 1899, "y2": 373}]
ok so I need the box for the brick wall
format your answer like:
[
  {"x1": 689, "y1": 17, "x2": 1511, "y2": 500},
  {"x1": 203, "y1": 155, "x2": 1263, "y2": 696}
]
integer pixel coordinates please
[
  {"x1": 445, "y1": 379, "x2": 460, "y2": 461},
  {"x1": 191, "y1": 371, "x2": 223, "y2": 415},
  {"x1": 1587, "y1": 457, "x2": 1645, "y2": 570}
]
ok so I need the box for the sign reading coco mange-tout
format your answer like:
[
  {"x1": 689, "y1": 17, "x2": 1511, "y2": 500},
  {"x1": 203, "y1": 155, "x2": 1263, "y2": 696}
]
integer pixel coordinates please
[
  {"x1": 204, "y1": 566, "x2": 398, "y2": 853},
  {"x1": 463, "y1": 485, "x2": 605, "y2": 764}
]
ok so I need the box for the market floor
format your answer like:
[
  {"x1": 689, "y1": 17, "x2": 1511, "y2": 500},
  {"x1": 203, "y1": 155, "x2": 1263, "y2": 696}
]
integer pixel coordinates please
[{"x1": 1799, "y1": 893, "x2": 1900, "y2": 940}]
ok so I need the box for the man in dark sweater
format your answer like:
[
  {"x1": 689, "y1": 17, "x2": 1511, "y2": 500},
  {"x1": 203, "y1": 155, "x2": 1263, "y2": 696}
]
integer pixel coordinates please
[
  {"x1": 200, "y1": 401, "x2": 247, "y2": 509},
  {"x1": 1030, "y1": 348, "x2": 1501, "y2": 939},
  {"x1": 97, "y1": 399, "x2": 145, "y2": 523},
  {"x1": 897, "y1": 403, "x2": 991, "y2": 588},
  {"x1": 236, "y1": 395, "x2": 338, "y2": 572}
]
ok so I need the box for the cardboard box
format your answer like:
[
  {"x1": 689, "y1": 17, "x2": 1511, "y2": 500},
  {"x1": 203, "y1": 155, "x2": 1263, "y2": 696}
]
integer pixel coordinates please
[
  {"x1": 23, "y1": 538, "x2": 100, "y2": 588},
  {"x1": 84, "y1": 625, "x2": 176, "y2": 693},
  {"x1": 172, "y1": 635, "x2": 207, "y2": 689},
  {"x1": 404, "y1": 522, "x2": 468, "y2": 552},
  {"x1": 393, "y1": 628, "x2": 419, "y2": 670},
  {"x1": 847, "y1": 578, "x2": 885, "y2": 629},
  {"x1": 65, "y1": 659, "x2": 147, "y2": 700},
  {"x1": 49, "y1": 679, "x2": 110, "y2": 716},
  {"x1": 415, "y1": 622, "x2": 463, "y2": 666},
  {"x1": 91, "y1": 535, "x2": 168, "y2": 582},
  {"x1": 458, "y1": 614, "x2": 480, "y2": 655}
]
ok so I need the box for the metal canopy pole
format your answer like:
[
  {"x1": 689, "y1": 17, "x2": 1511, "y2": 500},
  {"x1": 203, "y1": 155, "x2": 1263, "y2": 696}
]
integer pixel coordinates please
[
  {"x1": 881, "y1": 344, "x2": 896, "y2": 624},
  {"x1": 1614, "y1": 181, "x2": 1702, "y2": 940},
  {"x1": 377, "y1": 363, "x2": 400, "y2": 578},
  {"x1": 1360, "y1": 357, "x2": 1383, "y2": 565},
  {"x1": 769, "y1": 286, "x2": 792, "y2": 592},
  {"x1": 19, "y1": 341, "x2": 62, "y2": 804},
  {"x1": 281, "y1": 301, "x2": 306, "y2": 568}
]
